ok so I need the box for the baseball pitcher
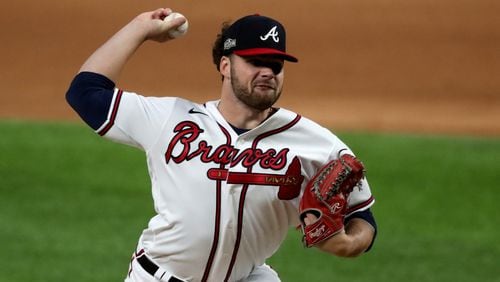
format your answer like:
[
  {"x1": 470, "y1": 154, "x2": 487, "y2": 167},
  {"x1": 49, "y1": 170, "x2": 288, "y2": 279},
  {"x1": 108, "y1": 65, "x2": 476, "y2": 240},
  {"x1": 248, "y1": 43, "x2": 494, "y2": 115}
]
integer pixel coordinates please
[{"x1": 66, "y1": 7, "x2": 377, "y2": 282}]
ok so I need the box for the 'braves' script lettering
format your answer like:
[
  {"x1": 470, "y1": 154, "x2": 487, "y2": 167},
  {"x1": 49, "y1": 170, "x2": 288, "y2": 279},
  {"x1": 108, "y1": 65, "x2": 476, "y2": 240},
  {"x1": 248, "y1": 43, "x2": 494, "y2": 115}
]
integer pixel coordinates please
[{"x1": 164, "y1": 121, "x2": 288, "y2": 170}]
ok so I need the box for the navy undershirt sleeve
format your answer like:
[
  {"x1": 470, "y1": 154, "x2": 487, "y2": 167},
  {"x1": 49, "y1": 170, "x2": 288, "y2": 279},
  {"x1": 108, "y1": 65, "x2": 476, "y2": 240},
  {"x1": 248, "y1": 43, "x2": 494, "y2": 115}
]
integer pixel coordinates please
[
  {"x1": 345, "y1": 208, "x2": 378, "y2": 252},
  {"x1": 65, "y1": 72, "x2": 116, "y2": 130}
]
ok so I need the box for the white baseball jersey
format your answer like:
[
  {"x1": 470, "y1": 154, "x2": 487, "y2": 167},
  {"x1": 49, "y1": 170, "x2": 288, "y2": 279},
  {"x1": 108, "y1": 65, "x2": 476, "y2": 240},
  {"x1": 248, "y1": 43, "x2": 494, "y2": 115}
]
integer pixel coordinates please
[{"x1": 97, "y1": 89, "x2": 375, "y2": 281}]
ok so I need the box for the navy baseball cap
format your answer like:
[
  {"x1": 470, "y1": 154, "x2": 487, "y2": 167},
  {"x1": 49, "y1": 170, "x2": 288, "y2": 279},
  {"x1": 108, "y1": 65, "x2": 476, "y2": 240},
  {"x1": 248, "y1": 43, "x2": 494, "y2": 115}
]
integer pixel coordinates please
[{"x1": 222, "y1": 14, "x2": 298, "y2": 62}]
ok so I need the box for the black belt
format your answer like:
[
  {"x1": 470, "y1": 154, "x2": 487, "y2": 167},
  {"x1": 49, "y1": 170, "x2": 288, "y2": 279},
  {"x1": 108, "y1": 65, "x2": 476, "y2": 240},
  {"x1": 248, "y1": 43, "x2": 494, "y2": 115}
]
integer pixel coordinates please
[{"x1": 136, "y1": 254, "x2": 184, "y2": 282}]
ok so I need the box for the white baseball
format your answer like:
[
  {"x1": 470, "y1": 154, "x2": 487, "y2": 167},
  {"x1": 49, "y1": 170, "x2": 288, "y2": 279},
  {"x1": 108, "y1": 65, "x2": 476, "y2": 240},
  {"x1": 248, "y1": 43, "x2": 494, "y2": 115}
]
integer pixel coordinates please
[{"x1": 163, "y1": 12, "x2": 189, "y2": 38}]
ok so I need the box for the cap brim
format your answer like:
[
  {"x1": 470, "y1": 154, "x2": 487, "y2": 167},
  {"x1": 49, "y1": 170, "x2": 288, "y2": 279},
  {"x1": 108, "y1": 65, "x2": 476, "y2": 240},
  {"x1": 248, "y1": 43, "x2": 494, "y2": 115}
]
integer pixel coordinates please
[{"x1": 234, "y1": 48, "x2": 298, "y2": 62}]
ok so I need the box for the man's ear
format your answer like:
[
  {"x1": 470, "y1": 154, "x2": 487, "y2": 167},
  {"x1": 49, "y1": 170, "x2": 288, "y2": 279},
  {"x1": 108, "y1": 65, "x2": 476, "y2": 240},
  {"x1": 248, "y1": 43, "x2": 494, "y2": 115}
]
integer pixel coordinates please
[{"x1": 219, "y1": 56, "x2": 231, "y2": 78}]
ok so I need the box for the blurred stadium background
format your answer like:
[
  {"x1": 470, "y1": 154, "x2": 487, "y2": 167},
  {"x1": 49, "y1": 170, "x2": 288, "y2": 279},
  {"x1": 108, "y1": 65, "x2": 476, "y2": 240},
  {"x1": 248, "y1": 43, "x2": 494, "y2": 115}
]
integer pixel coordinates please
[{"x1": 1, "y1": 0, "x2": 499, "y2": 135}]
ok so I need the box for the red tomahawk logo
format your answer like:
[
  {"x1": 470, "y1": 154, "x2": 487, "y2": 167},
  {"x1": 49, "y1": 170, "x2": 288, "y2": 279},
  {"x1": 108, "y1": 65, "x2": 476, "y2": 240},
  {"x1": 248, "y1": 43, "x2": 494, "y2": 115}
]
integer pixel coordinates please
[{"x1": 207, "y1": 157, "x2": 304, "y2": 200}]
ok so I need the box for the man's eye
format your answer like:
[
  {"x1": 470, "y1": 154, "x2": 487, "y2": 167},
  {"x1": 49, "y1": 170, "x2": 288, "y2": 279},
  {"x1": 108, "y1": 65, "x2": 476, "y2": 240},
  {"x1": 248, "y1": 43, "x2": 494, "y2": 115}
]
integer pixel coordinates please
[{"x1": 248, "y1": 60, "x2": 283, "y2": 74}]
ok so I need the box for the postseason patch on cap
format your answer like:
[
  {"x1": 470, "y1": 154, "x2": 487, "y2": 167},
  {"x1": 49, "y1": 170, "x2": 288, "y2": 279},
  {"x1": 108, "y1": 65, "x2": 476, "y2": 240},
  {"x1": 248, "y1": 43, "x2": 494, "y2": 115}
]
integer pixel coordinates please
[
  {"x1": 224, "y1": 38, "x2": 237, "y2": 51},
  {"x1": 222, "y1": 15, "x2": 298, "y2": 62}
]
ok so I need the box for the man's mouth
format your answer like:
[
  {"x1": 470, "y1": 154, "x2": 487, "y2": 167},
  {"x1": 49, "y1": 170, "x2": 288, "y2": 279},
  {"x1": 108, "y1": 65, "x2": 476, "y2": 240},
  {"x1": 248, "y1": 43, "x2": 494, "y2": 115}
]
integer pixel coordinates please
[{"x1": 254, "y1": 83, "x2": 275, "y2": 90}]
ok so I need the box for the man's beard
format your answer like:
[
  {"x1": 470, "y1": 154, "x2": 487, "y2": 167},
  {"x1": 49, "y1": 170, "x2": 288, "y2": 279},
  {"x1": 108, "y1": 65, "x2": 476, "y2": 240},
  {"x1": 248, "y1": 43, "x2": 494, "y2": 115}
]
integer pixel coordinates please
[{"x1": 230, "y1": 67, "x2": 282, "y2": 111}]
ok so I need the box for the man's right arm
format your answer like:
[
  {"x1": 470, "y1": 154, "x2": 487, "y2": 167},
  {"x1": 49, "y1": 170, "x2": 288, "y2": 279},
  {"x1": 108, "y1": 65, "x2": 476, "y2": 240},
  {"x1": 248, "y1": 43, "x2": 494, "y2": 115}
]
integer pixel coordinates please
[
  {"x1": 66, "y1": 8, "x2": 186, "y2": 130},
  {"x1": 65, "y1": 72, "x2": 115, "y2": 130},
  {"x1": 78, "y1": 7, "x2": 185, "y2": 82}
]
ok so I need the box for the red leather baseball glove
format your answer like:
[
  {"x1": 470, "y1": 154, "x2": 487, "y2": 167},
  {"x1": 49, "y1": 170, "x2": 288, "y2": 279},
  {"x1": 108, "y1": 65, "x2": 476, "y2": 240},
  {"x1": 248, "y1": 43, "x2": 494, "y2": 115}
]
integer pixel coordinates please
[{"x1": 299, "y1": 152, "x2": 365, "y2": 247}]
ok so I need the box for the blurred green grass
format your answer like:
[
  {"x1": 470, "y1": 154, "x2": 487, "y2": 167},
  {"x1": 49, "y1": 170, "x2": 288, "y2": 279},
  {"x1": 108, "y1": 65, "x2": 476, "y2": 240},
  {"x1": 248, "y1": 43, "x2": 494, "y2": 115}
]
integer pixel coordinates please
[{"x1": 1, "y1": 120, "x2": 499, "y2": 282}]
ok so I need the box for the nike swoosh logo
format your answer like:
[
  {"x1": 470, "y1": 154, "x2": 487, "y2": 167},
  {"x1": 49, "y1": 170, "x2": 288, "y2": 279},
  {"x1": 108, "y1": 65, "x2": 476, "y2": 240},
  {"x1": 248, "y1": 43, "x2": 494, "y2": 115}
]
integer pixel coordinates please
[{"x1": 188, "y1": 108, "x2": 208, "y2": 116}]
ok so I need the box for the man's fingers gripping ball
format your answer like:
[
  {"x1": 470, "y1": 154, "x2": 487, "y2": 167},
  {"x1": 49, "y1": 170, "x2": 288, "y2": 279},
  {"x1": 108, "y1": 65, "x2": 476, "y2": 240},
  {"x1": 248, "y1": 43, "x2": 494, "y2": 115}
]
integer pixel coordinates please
[
  {"x1": 162, "y1": 12, "x2": 189, "y2": 39},
  {"x1": 299, "y1": 152, "x2": 365, "y2": 247}
]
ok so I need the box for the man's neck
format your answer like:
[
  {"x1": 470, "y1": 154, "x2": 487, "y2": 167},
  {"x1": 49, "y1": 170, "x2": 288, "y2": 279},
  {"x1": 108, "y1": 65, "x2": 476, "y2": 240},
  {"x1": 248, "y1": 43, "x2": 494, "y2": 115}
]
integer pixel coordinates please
[{"x1": 217, "y1": 90, "x2": 274, "y2": 129}]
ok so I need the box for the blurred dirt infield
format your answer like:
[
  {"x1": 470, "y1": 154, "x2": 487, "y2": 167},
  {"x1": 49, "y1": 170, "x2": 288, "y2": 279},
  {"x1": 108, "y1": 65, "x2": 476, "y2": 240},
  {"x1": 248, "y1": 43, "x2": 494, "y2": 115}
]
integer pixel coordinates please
[{"x1": 1, "y1": 0, "x2": 499, "y2": 136}]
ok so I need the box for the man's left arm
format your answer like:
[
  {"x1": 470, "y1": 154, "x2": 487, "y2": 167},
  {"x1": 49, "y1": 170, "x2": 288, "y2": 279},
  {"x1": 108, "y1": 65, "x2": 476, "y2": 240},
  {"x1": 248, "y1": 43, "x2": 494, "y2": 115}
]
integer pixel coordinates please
[
  {"x1": 299, "y1": 153, "x2": 377, "y2": 257},
  {"x1": 313, "y1": 209, "x2": 377, "y2": 257}
]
